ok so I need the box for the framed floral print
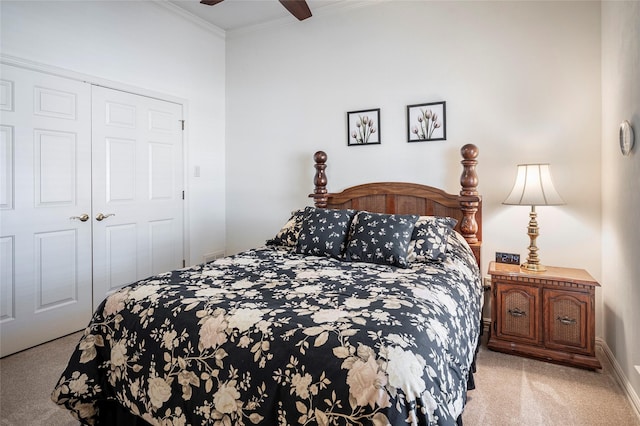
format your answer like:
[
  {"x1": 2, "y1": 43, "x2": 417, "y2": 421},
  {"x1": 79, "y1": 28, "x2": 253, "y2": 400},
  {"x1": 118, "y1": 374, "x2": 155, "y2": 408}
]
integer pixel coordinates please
[
  {"x1": 407, "y1": 101, "x2": 446, "y2": 142},
  {"x1": 347, "y1": 108, "x2": 380, "y2": 146}
]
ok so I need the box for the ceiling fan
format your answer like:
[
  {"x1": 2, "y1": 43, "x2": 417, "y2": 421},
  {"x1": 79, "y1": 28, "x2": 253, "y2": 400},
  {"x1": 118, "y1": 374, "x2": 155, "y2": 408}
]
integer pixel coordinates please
[{"x1": 200, "y1": 0, "x2": 312, "y2": 21}]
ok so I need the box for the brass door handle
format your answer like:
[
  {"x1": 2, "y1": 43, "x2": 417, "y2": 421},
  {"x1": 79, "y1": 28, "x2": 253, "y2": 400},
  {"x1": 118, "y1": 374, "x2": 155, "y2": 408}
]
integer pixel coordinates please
[
  {"x1": 557, "y1": 316, "x2": 577, "y2": 325},
  {"x1": 508, "y1": 308, "x2": 526, "y2": 317},
  {"x1": 70, "y1": 214, "x2": 90, "y2": 222},
  {"x1": 96, "y1": 213, "x2": 115, "y2": 221}
]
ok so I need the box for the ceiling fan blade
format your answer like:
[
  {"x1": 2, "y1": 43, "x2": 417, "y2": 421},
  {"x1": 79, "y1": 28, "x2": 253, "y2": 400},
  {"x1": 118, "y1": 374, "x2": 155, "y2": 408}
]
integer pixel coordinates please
[
  {"x1": 279, "y1": 0, "x2": 312, "y2": 21},
  {"x1": 200, "y1": 0, "x2": 224, "y2": 5}
]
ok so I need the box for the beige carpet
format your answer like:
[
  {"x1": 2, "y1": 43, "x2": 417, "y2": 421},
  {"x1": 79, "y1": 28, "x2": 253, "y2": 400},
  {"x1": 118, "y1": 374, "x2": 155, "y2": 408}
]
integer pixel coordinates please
[
  {"x1": 463, "y1": 333, "x2": 639, "y2": 425},
  {"x1": 1, "y1": 332, "x2": 81, "y2": 426},
  {"x1": 1, "y1": 330, "x2": 638, "y2": 425}
]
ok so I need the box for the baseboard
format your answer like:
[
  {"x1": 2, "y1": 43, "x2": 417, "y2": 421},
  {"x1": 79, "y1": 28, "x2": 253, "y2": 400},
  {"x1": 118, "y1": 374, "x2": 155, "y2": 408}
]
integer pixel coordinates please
[
  {"x1": 203, "y1": 250, "x2": 226, "y2": 263},
  {"x1": 596, "y1": 337, "x2": 640, "y2": 421}
]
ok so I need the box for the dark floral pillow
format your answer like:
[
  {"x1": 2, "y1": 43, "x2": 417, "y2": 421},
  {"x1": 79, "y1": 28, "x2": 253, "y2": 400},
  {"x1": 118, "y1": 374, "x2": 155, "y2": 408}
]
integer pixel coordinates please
[
  {"x1": 266, "y1": 208, "x2": 309, "y2": 248},
  {"x1": 407, "y1": 216, "x2": 458, "y2": 262},
  {"x1": 345, "y1": 212, "x2": 418, "y2": 268},
  {"x1": 296, "y1": 208, "x2": 356, "y2": 258}
]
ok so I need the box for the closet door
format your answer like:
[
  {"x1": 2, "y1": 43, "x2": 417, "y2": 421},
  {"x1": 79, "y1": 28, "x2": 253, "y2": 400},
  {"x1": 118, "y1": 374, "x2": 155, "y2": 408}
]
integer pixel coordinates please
[
  {"x1": 91, "y1": 86, "x2": 184, "y2": 307},
  {"x1": 0, "y1": 65, "x2": 92, "y2": 357}
]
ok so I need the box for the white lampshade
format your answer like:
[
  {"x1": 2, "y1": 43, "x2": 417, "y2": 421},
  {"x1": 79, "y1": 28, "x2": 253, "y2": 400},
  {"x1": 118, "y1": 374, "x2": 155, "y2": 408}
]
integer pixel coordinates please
[{"x1": 503, "y1": 164, "x2": 564, "y2": 206}]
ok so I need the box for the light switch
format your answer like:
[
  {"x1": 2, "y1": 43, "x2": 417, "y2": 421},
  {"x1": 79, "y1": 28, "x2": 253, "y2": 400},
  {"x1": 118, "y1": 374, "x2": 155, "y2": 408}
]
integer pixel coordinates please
[{"x1": 194, "y1": 165, "x2": 200, "y2": 177}]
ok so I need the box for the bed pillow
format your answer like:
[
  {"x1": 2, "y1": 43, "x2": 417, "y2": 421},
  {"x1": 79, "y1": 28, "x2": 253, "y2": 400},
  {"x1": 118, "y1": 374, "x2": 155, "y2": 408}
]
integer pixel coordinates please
[
  {"x1": 296, "y1": 208, "x2": 356, "y2": 258},
  {"x1": 407, "y1": 216, "x2": 458, "y2": 262},
  {"x1": 266, "y1": 208, "x2": 308, "y2": 248},
  {"x1": 345, "y1": 211, "x2": 418, "y2": 268}
]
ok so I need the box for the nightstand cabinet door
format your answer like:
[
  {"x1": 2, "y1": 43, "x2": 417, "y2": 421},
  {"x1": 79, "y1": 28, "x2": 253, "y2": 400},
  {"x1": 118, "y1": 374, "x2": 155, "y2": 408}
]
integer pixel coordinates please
[
  {"x1": 544, "y1": 289, "x2": 591, "y2": 354},
  {"x1": 495, "y1": 282, "x2": 540, "y2": 344}
]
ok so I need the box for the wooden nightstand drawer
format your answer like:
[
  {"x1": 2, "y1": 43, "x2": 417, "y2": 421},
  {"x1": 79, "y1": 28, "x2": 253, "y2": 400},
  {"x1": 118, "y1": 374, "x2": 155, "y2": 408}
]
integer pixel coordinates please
[
  {"x1": 544, "y1": 289, "x2": 592, "y2": 354},
  {"x1": 487, "y1": 261, "x2": 601, "y2": 370},
  {"x1": 495, "y1": 282, "x2": 539, "y2": 344}
]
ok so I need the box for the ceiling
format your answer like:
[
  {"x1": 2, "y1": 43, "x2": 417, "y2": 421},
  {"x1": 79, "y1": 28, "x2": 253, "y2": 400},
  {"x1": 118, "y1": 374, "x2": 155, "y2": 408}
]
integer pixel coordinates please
[{"x1": 168, "y1": 0, "x2": 345, "y2": 32}]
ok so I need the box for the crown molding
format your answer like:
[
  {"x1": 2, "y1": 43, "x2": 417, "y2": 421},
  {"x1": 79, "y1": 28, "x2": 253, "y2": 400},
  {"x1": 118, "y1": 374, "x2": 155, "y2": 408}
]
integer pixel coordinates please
[
  {"x1": 153, "y1": 0, "x2": 226, "y2": 40},
  {"x1": 226, "y1": 0, "x2": 386, "y2": 39}
]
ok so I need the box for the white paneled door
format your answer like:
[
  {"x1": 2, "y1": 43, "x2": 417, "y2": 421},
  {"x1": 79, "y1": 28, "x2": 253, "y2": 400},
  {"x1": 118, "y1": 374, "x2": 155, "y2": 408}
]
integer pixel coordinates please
[
  {"x1": 0, "y1": 65, "x2": 184, "y2": 357},
  {"x1": 91, "y1": 86, "x2": 184, "y2": 307},
  {"x1": 0, "y1": 65, "x2": 93, "y2": 357}
]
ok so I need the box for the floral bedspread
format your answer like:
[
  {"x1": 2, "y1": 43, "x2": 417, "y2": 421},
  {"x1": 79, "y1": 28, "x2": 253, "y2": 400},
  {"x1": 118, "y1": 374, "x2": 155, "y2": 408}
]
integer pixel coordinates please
[{"x1": 52, "y1": 233, "x2": 482, "y2": 426}]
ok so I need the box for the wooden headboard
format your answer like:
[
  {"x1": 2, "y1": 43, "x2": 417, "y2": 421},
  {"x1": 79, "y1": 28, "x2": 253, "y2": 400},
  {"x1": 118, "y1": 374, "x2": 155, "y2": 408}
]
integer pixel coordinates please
[{"x1": 309, "y1": 144, "x2": 482, "y2": 266}]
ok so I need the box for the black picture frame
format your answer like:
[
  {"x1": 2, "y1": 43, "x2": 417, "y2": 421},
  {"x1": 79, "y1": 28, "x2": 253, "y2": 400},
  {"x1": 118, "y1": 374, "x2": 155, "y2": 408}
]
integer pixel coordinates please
[
  {"x1": 407, "y1": 101, "x2": 446, "y2": 142},
  {"x1": 347, "y1": 108, "x2": 381, "y2": 146}
]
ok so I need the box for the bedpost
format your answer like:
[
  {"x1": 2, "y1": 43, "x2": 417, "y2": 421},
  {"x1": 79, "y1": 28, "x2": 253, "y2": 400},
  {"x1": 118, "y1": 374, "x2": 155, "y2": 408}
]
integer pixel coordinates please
[
  {"x1": 312, "y1": 151, "x2": 328, "y2": 208},
  {"x1": 459, "y1": 144, "x2": 479, "y2": 244}
]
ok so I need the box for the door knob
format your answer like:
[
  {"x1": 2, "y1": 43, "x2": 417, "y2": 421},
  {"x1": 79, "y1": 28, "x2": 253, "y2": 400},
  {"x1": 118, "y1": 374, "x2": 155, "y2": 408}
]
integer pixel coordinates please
[
  {"x1": 96, "y1": 213, "x2": 115, "y2": 221},
  {"x1": 69, "y1": 214, "x2": 90, "y2": 222}
]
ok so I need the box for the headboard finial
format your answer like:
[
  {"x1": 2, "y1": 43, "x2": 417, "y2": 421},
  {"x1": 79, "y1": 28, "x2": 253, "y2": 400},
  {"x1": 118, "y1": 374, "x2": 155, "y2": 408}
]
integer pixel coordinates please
[
  {"x1": 459, "y1": 144, "x2": 479, "y2": 244},
  {"x1": 312, "y1": 151, "x2": 328, "y2": 208},
  {"x1": 460, "y1": 144, "x2": 479, "y2": 197}
]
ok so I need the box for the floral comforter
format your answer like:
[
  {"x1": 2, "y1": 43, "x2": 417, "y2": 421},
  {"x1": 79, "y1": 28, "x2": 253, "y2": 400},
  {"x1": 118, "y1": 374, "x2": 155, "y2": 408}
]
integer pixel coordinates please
[{"x1": 52, "y1": 233, "x2": 482, "y2": 426}]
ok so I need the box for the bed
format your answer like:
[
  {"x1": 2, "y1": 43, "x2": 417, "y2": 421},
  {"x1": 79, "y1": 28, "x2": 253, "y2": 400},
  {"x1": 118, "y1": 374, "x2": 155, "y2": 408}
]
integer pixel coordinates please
[{"x1": 52, "y1": 144, "x2": 482, "y2": 425}]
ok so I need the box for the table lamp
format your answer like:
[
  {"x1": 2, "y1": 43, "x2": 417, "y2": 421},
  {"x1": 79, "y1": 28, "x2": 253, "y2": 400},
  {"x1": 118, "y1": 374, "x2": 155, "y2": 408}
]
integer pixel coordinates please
[{"x1": 503, "y1": 164, "x2": 564, "y2": 272}]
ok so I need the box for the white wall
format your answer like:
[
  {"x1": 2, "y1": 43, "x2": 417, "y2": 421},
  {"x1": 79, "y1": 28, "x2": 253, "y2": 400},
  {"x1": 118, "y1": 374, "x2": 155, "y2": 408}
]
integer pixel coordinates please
[
  {"x1": 0, "y1": 1, "x2": 227, "y2": 265},
  {"x1": 226, "y1": 1, "x2": 602, "y2": 291},
  {"x1": 601, "y1": 0, "x2": 640, "y2": 405}
]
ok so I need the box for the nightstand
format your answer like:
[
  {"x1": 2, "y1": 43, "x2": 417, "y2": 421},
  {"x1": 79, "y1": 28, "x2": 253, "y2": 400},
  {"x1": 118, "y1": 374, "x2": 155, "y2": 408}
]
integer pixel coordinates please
[{"x1": 487, "y1": 261, "x2": 601, "y2": 370}]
